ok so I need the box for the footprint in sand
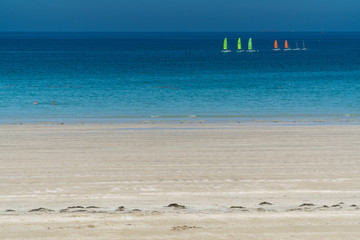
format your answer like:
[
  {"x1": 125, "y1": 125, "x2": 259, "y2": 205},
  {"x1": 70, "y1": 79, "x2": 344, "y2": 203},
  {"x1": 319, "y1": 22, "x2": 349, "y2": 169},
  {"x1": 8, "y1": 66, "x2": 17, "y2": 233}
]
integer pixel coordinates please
[
  {"x1": 171, "y1": 225, "x2": 201, "y2": 231},
  {"x1": 257, "y1": 208, "x2": 266, "y2": 212}
]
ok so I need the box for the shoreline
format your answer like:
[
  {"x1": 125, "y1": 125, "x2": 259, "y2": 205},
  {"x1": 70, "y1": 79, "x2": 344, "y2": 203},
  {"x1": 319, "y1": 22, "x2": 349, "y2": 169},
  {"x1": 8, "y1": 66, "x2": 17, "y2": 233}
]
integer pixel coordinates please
[{"x1": 2, "y1": 118, "x2": 360, "y2": 126}]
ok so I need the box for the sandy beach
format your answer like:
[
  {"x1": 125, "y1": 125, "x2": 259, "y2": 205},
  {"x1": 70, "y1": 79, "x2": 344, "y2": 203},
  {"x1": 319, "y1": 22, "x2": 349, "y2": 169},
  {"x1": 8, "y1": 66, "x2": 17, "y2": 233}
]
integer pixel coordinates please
[{"x1": 1, "y1": 123, "x2": 360, "y2": 239}]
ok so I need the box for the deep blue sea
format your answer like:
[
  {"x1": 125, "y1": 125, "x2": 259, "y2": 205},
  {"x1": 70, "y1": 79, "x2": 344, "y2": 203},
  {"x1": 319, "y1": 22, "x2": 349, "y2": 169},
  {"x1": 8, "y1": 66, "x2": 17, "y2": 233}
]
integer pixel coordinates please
[{"x1": 1, "y1": 32, "x2": 360, "y2": 123}]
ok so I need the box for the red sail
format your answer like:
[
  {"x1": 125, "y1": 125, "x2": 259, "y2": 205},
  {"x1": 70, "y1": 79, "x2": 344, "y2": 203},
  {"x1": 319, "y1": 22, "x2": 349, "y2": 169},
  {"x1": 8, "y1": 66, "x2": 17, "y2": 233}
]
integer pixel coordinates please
[
  {"x1": 285, "y1": 40, "x2": 288, "y2": 49},
  {"x1": 274, "y1": 40, "x2": 278, "y2": 49}
]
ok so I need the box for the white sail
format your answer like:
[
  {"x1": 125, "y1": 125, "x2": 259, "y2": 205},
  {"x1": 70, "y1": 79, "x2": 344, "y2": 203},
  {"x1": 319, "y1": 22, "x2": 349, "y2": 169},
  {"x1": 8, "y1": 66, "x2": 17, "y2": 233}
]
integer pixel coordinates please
[{"x1": 302, "y1": 40, "x2": 308, "y2": 50}]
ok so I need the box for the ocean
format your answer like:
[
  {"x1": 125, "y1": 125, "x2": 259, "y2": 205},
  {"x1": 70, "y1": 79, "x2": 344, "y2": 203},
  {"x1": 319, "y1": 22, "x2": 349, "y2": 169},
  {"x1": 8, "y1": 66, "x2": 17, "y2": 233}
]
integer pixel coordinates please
[{"x1": 1, "y1": 32, "x2": 360, "y2": 123}]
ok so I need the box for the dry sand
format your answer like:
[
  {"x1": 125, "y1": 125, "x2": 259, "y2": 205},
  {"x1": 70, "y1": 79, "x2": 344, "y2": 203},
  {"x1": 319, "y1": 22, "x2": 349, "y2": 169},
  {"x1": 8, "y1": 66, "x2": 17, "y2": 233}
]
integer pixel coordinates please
[{"x1": 0, "y1": 123, "x2": 360, "y2": 239}]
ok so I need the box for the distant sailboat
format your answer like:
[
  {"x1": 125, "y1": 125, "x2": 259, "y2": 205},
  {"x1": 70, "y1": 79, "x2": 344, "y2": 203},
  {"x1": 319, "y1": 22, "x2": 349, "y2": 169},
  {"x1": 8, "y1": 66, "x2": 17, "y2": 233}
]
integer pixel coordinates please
[
  {"x1": 293, "y1": 41, "x2": 301, "y2": 50},
  {"x1": 301, "y1": 40, "x2": 308, "y2": 50},
  {"x1": 237, "y1": 38, "x2": 244, "y2": 52},
  {"x1": 247, "y1": 38, "x2": 256, "y2": 52},
  {"x1": 273, "y1": 40, "x2": 280, "y2": 51},
  {"x1": 284, "y1": 40, "x2": 291, "y2": 51},
  {"x1": 222, "y1": 38, "x2": 231, "y2": 52}
]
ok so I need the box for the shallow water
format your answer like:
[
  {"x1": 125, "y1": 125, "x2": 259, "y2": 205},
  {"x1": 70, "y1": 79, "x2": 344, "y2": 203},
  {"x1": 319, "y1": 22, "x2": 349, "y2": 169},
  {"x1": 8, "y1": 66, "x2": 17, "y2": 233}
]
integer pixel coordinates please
[{"x1": 1, "y1": 32, "x2": 360, "y2": 123}]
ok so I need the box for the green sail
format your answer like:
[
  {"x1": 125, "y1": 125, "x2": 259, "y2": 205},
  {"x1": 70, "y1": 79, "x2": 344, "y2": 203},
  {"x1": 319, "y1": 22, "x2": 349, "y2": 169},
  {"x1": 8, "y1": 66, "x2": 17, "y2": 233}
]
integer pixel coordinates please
[
  {"x1": 238, "y1": 38, "x2": 241, "y2": 50},
  {"x1": 223, "y1": 38, "x2": 228, "y2": 50},
  {"x1": 248, "y1": 38, "x2": 252, "y2": 50}
]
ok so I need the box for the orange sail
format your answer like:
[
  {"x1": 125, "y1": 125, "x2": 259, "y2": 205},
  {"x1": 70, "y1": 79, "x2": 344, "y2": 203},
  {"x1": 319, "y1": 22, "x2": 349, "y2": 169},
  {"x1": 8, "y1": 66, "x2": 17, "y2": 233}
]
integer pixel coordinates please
[
  {"x1": 285, "y1": 40, "x2": 288, "y2": 49},
  {"x1": 274, "y1": 40, "x2": 278, "y2": 49}
]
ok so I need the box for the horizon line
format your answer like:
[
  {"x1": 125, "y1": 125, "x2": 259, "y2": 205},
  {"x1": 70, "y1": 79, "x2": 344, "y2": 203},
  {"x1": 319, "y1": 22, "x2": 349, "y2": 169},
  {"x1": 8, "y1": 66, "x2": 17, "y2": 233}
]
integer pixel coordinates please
[{"x1": 1, "y1": 30, "x2": 360, "y2": 33}]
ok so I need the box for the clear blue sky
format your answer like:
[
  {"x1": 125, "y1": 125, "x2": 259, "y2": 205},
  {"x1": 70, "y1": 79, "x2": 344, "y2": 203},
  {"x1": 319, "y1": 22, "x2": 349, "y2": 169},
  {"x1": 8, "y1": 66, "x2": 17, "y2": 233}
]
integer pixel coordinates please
[{"x1": 0, "y1": 0, "x2": 359, "y2": 31}]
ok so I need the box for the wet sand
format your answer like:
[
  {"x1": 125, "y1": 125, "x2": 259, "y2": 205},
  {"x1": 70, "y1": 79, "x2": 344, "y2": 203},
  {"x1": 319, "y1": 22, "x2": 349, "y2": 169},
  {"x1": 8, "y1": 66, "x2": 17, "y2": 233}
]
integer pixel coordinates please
[{"x1": 0, "y1": 123, "x2": 360, "y2": 239}]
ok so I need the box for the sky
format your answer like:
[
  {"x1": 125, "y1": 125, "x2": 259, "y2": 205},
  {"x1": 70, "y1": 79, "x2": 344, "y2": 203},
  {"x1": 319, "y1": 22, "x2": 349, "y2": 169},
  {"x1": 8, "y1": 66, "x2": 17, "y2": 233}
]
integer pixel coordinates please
[{"x1": 0, "y1": 0, "x2": 359, "y2": 32}]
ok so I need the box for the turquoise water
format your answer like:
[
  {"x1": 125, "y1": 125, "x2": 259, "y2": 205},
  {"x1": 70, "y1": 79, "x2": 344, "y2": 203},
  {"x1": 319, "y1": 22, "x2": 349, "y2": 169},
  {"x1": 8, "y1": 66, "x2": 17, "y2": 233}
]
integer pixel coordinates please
[{"x1": 1, "y1": 32, "x2": 360, "y2": 123}]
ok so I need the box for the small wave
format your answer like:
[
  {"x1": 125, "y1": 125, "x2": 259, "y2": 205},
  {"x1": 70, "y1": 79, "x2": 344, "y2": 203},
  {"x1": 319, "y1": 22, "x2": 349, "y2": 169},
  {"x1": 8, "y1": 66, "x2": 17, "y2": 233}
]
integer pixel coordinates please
[{"x1": 86, "y1": 114, "x2": 360, "y2": 119}]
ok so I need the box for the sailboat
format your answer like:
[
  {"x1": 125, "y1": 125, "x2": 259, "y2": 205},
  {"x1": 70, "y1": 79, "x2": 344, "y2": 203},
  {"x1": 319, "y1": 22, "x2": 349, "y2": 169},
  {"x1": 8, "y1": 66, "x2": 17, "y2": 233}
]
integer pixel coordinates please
[
  {"x1": 222, "y1": 38, "x2": 231, "y2": 52},
  {"x1": 237, "y1": 38, "x2": 244, "y2": 52},
  {"x1": 273, "y1": 40, "x2": 280, "y2": 51},
  {"x1": 247, "y1": 38, "x2": 256, "y2": 52},
  {"x1": 293, "y1": 41, "x2": 301, "y2": 50},
  {"x1": 301, "y1": 40, "x2": 308, "y2": 50},
  {"x1": 284, "y1": 40, "x2": 291, "y2": 51}
]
